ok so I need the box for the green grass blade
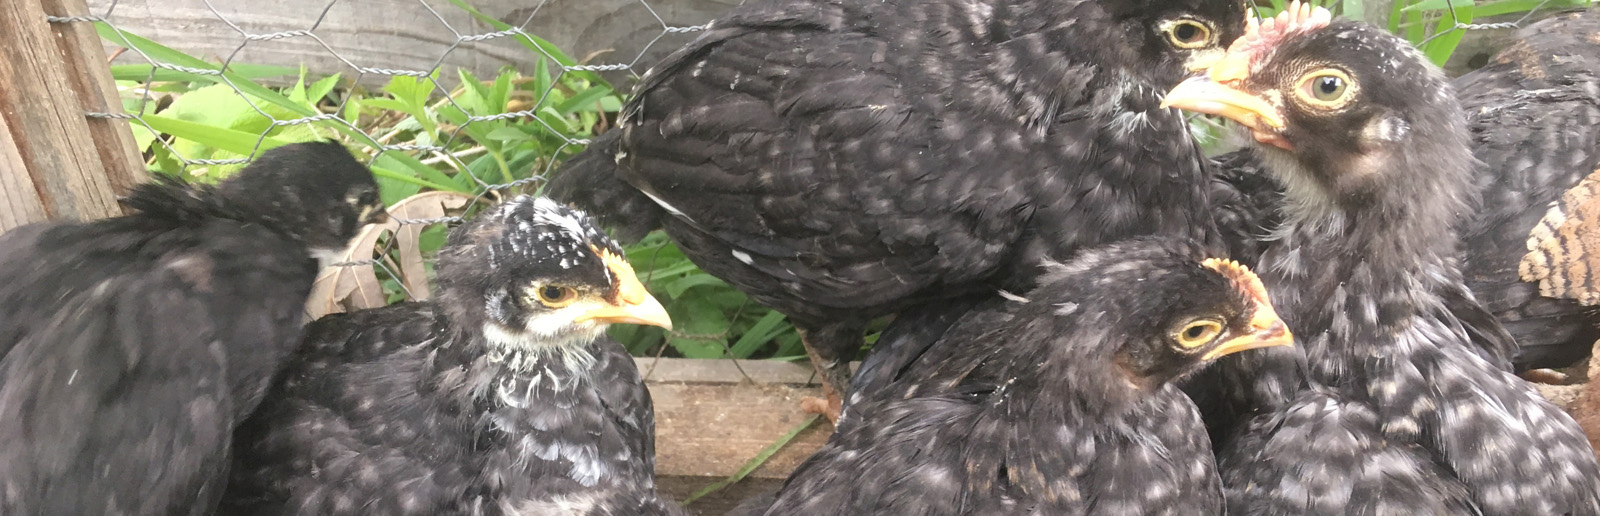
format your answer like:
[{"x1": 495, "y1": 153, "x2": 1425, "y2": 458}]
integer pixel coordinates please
[
  {"x1": 96, "y1": 22, "x2": 316, "y2": 118},
  {"x1": 445, "y1": 0, "x2": 607, "y2": 85},
  {"x1": 1421, "y1": 2, "x2": 1472, "y2": 66},
  {"x1": 730, "y1": 311, "x2": 790, "y2": 358},
  {"x1": 141, "y1": 114, "x2": 457, "y2": 192},
  {"x1": 682, "y1": 415, "x2": 822, "y2": 505},
  {"x1": 110, "y1": 63, "x2": 296, "y2": 83}
]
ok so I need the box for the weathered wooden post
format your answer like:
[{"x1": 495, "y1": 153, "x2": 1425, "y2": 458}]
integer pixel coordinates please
[{"x1": 0, "y1": 0, "x2": 145, "y2": 232}]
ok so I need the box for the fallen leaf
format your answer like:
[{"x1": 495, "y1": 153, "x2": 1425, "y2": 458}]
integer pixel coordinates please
[{"x1": 304, "y1": 191, "x2": 475, "y2": 319}]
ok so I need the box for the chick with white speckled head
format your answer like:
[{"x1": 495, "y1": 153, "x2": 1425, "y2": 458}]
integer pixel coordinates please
[{"x1": 220, "y1": 195, "x2": 686, "y2": 516}]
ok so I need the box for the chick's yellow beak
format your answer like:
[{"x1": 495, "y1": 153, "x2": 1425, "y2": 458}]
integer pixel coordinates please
[
  {"x1": 1202, "y1": 303, "x2": 1294, "y2": 360},
  {"x1": 1162, "y1": 75, "x2": 1286, "y2": 133},
  {"x1": 574, "y1": 246, "x2": 673, "y2": 330}
]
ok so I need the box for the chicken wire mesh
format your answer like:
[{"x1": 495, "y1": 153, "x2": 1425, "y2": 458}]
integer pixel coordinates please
[
  {"x1": 42, "y1": 0, "x2": 719, "y2": 317},
  {"x1": 35, "y1": 0, "x2": 1574, "y2": 359}
]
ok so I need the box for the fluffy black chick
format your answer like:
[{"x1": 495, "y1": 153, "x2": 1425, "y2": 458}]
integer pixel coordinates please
[
  {"x1": 755, "y1": 239, "x2": 1291, "y2": 516},
  {"x1": 1460, "y1": 8, "x2": 1600, "y2": 369},
  {"x1": 1164, "y1": 4, "x2": 1600, "y2": 513},
  {"x1": 221, "y1": 195, "x2": 684, "y2": 516},
  {"x1": 0, "y1": 140, "x2": 386, "y2": 516},
  {"x1": 547, "y1": 0, "x2": 1252, "y2": 419}
]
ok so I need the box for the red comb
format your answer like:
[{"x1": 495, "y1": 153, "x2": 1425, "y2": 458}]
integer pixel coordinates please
[{"x1": 1230, "y1": 1, "x2": 1334, "y2": 56}]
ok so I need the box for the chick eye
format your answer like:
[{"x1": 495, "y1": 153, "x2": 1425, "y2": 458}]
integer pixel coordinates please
[
  {"x1": 1173, "y1": 318, "x2": 1224, "y2": 349},
  {"x1": 1295, "y1": 69, "x2": 1355, "y2": 107},
  {"x1": 1164, "y1": 20, "x2": 1213, "y2": 49},
  {"x1": 534, "y1": 285, "x2": 578, "y2": 308}
]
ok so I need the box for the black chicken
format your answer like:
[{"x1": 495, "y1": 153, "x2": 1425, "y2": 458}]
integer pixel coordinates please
[
  {"x1": 547, "y1": 0, "x2": 1252, "y2": 420},
  {"x1": 222, "y1": 196, "x2": 683, "y2": 516},
  {"x1": 751, "y1": 239, "x2": 1290, "y2": 515},
  {"x1": 1163, "y1": 4, "x2": 1600, "y2": 513},
  {"x1": 1461, "y1": 8, "x2": 1600, "y2": 369},
  {"x1": 0, "y1": 141, "x2": 386, "y2": 516}
]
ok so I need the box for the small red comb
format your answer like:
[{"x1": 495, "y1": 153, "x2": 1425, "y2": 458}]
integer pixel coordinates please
[{"x1": 1230, "y1": 1, "x2": 1335, "y2": 56}]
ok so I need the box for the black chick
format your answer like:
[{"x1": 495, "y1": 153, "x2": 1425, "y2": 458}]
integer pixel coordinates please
[
  {"x1": 221, "y1": 195, "x2": 683, "y2": 516},
  {"x1": 547, "y1": 0, "x2": 1252, "y2": 419},
  {"x1": 1206, "y1": 8, "x2": 1600, "y2": 371},
  {"x1": 1164, "y1": 4, "x2": 1600, "y2": 513},
  {"x1": 0, "y1": 141, "x2": 386, "y2": 516},
  {"x1": 1459, "y1": 8, "x2": 1600, "y2": 369},
  {"x1": 755, "y1": 238, "x2": 1291, "y2": 516}
]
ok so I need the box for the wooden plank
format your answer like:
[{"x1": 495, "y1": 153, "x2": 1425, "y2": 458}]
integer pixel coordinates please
[
  {"x1": 43, "y1": 0, "x2": 148, "y2": 197},
  {"x1": 639, "y1": 358, "x2": 844, "y2": 480},
  {"x1": 86, "y1": 0, "x2": 741, "y2": 88},
  {"x1": 0, "y1": 114, "x2": 51, "y2": 230},
  {"x1": 0, "y1": 0, "x2": 126, "y2": 230}
]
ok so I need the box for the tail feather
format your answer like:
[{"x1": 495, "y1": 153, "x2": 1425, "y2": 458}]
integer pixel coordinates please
[{"x1": 545, "y1": 130, "x2": 663, "y2": 243}]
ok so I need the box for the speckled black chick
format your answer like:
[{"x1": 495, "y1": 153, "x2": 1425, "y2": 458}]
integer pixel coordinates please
[
  {"x1": 753, "y1": 238, "x2": 1291, "y2": 516},
  {"x1": 0, "y1": 140, "x2": 386, "y2": 516},
  {"x1": 1457, "y1": 8, "x2": 1600, "y2": 370},
  {"x1": 1204, "y1": 8, "x2": 1600, "y2": 370},
  {"x1": 546, "y1": 0, "x2": 1252, "y2": 419},
  {"x1": 1164, "y1": 5, "x2": 1600, "y2": 513},
  {"x1": 221, "y1": 195, "x2": 683, "y2": 516}
]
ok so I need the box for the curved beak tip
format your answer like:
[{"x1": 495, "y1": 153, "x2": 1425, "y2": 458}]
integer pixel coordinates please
[
  {"x1": 1161, "y1": 76, "x2": 1286, "y2": 133},
  {"x1": 1201, "y1": 320, "x2": 1295, "y2": 361},
  {"x1": 579, "y1": 294, "x2": 674, "y2": 331}
]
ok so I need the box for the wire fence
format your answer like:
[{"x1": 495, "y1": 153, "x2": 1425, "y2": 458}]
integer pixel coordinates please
[
  {"x1": 33, "y1": 0, "x2": 1582, "y2": 361},
  {"x1": 42, "y1": 0, "x2": 721, "y2": 320}
]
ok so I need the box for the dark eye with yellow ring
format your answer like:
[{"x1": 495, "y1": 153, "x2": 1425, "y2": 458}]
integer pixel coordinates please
[
  {"x1": 1173, "y1": 318, "x2": 1224, "y2": 349},
  {"x1": 1295, "y1": 68, "x2": 1356, "y2": 107},
  {"x1": 1165, "y1": 20, "x2": 1213, "y2": 49},
  {"x1": 535, "y1": 285, "x2": 578, "y2": 308}
]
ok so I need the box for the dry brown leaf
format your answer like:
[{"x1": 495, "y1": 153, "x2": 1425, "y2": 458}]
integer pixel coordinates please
[{"x1": 304, "y1": 191, "x2": 475, "y2": 320}]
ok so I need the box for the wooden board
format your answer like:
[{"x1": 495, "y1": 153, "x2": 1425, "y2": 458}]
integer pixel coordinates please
[
  {"x1": 0, "y1": 0, "x2": 131, "y2": 230},
  {"x1": 87, "y1": 0, "x2": 742, "y2": 88},
  {"x1": 45, "y1": 0, "x2": 148, "y2": 197},
  {"x1": 638, "y1": 357, "x2": 839, "y2": 480}
]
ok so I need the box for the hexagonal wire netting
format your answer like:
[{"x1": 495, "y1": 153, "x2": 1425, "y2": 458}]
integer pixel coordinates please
[
  {"x1": 42, "y1": 0, "x2": 722, "y2": 314},
  {"x1": 38, "y1": 0, "x2": 1558, "y2": 347}
]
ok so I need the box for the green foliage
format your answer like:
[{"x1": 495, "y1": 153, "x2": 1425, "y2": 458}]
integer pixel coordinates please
[{"x1": 102, "y1": 3, "x2": 808, "y2": 361}]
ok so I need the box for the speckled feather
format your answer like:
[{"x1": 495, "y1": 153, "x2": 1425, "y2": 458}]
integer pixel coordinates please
[
  {"x1": 759, "y1": 240, "x2": 1281, "y2": 516},
  {"x1": 1522, "y1": 166, "x2": 1600, "y2": 304},
  {"x1": 1460, "y1": 8, "x2": 1600, "y2": 368},
  {"x1": 547, "y1": 0, "x2": 1251, "y2": 374},
  {"x1": 221, "y1": 197, "x2": 683, "y2": 516},
  {"x1": 0, "y1": 141, "x2": 379, "y2": 516},
  {"x1": 1191, "y1": 17, "x2": 1600, "y2": 514}
]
